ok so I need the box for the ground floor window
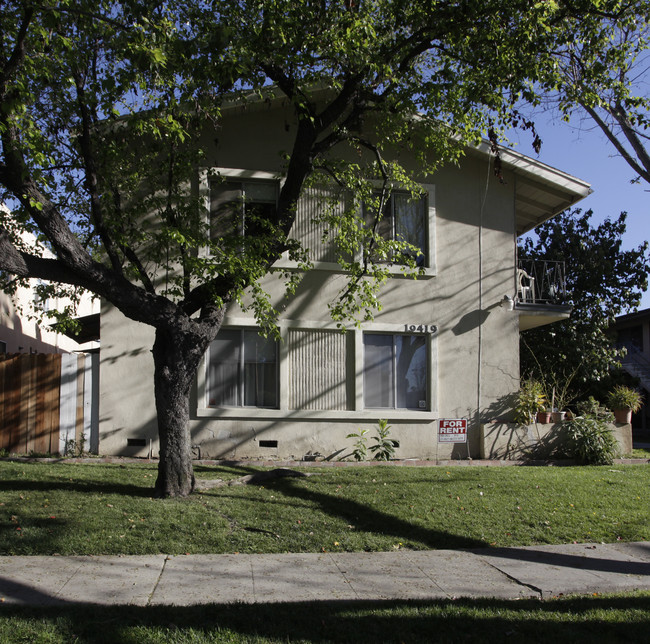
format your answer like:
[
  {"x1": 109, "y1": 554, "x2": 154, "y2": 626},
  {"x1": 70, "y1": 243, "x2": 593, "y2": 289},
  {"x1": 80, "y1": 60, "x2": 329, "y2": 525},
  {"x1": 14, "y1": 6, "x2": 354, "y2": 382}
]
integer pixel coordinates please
[
  {"x1": 363, "y1": 333, "x2": 428, "y2": 410},
  {"x1": 207, "y1": 329, "x2": 278, "y2": 408}
]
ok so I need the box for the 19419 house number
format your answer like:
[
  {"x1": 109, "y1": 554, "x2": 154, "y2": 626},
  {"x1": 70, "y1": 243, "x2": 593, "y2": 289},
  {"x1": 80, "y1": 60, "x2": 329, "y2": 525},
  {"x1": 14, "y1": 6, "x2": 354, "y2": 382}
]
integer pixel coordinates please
[{"x1": 405, "y1": 324, "x2": 438, "y2": 334}]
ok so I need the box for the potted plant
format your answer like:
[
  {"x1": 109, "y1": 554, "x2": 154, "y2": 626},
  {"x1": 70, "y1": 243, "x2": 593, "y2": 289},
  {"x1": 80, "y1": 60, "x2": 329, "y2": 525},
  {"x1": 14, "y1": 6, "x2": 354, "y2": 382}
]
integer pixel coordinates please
[
  {"x1": 514, "y1": 379, "x2": 546, "y2": 425},
  {"x1": 607, "y1": 385, "x2": 643, "y2": 424}
]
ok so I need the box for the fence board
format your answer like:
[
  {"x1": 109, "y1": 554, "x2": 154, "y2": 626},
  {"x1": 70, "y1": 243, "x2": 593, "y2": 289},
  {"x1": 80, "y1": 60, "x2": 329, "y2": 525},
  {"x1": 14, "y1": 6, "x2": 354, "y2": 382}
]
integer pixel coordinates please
[{"x1": 0, "y1": 353, "x2": 96, "y2": 455}]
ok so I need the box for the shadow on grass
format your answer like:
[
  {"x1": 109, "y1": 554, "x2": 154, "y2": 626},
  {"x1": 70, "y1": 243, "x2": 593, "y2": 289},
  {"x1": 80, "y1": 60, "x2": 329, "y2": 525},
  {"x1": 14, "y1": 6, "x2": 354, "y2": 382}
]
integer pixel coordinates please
[
  {"x1": 0, "y1": 478, "x2": 154, "y2": 498},
  {"x1": 1, "y1": 594, "x2": 649, "y2": 643},
  {"x1": 249, "y1": 475, "x2": 488, "y2": 550}
]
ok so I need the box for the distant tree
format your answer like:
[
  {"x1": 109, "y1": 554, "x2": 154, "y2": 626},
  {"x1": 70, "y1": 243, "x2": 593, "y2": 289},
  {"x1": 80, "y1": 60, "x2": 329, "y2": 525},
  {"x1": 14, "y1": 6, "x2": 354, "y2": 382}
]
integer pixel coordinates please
[{"x1": 519, "y1": 208, "x2": 650, "y2": 403}]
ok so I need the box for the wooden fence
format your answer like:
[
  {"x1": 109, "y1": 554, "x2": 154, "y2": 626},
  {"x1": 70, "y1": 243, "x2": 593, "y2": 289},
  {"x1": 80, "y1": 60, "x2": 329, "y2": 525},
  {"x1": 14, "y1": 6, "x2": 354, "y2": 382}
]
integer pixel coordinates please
[{"x1": 0, "y1": 353, "x2": 98, "y2": 455}]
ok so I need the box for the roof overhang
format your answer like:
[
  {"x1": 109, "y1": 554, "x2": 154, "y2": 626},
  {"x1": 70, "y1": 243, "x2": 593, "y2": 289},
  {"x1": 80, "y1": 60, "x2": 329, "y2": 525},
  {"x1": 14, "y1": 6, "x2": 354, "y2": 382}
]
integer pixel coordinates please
[{"x1": 470, "y1": 142, "x2": 592, "y2": 236}]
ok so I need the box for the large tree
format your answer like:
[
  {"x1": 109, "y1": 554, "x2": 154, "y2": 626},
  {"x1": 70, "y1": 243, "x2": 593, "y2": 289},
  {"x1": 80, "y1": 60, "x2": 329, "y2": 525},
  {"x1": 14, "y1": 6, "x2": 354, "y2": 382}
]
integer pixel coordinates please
[
  {"x1": 0, "y1": 0, "x2": 639, "y2": 496},
  {"x1": 519, "y1": 208, "x2": 650, "y2": 403}
]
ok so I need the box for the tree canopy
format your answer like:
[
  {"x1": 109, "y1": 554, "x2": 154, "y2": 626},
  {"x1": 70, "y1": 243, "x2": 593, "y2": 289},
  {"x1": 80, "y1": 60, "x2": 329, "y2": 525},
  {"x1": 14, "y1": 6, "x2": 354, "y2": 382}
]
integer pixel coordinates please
[
  {"x1": 1, "y1": 0, "x2": 646, "y2": 495},
  {"x1": 519, "y1": 208, "x2": 650, "y2": 405}
]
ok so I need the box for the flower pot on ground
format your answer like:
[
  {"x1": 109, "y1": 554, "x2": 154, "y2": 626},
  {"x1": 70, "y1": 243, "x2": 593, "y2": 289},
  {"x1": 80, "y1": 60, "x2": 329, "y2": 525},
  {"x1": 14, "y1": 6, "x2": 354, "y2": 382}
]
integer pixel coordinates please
[
  {"x1": 551, "y1": 410, "x2": 566, "y2": 423},
  {"x1": 607, "y1": 385, "x2": 643, "y2": 425},
  {"x1": 537, "y1": 410, "x2": 552, "y2": 423}
]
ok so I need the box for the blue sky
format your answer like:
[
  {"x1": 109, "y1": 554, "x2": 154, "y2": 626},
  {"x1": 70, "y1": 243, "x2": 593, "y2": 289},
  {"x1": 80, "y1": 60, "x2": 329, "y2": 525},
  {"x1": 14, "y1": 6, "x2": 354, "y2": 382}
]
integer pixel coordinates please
[{"x1": 510, "y1": 113, "x2": 650, "y2": 312}]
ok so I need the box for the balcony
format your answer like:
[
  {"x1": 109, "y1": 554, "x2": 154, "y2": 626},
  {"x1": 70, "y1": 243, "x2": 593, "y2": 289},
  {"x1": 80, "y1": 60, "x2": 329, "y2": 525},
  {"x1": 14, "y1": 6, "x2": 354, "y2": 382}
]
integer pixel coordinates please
[{"x1": 516, "y1": 259, "x2": 573, "y2": 330}]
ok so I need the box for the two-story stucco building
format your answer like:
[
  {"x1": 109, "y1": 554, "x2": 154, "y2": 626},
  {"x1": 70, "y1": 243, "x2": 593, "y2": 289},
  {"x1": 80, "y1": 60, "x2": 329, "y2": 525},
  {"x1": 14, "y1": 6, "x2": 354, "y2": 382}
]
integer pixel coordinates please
[{"x1": 97, "y1": 99, "x2": 590, "y2": 461}]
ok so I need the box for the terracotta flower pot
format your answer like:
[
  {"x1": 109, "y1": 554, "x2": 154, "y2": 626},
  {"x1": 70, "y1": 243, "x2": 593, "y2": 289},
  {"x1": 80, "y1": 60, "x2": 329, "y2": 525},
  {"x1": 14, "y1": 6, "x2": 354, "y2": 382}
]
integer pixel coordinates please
[
  {"x1": 613, "y1": 408, "x2": 632, "y2": 424},
  {"x1": 537, "y1": 411, "x2": 552, "y2": 424},
  {"x1": 551, "y1": 411, "x2": 566, "y2": 423}
]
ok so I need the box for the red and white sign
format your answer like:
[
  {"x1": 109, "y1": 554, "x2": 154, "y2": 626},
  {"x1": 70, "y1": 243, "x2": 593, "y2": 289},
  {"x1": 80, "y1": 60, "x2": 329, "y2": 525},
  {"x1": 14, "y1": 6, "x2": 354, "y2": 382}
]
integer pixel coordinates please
[{"x1": 438, "y1": 419, "x2": 467, "y2": 443}]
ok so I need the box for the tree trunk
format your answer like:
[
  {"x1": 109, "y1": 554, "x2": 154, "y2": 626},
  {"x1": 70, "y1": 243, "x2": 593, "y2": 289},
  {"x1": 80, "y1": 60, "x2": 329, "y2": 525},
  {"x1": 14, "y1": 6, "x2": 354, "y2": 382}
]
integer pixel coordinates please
[{"x1": 151, "y1": 325, "x2": 203, "y2": 497}]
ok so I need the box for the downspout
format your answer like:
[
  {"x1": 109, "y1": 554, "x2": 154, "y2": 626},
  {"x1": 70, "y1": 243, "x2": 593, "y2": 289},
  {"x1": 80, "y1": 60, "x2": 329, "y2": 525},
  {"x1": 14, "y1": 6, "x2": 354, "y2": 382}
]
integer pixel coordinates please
[{"x1": 475, "y1": 156, "x2": 492, "y2": 458}]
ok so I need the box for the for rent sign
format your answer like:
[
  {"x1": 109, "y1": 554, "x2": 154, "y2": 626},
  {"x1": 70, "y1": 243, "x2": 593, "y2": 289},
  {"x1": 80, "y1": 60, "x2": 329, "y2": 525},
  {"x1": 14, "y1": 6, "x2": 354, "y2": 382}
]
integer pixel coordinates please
[{"x1": 438, "y1": 419, "x2": 467, "y2": 443}]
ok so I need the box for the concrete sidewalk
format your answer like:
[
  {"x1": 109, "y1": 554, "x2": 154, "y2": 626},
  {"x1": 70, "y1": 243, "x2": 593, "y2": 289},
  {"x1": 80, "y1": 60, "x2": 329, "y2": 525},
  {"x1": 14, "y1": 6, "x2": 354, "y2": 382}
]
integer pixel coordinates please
[{"x1": 1, "y1": 541, "x2": 649, "y2": 606}]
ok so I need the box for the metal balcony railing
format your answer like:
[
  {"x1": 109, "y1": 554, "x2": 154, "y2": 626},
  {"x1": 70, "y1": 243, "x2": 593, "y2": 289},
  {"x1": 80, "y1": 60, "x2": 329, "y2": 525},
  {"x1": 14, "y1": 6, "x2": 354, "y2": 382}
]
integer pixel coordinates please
[{"x1": 516, "y1": 259, "x2": 568, "y2": 305}]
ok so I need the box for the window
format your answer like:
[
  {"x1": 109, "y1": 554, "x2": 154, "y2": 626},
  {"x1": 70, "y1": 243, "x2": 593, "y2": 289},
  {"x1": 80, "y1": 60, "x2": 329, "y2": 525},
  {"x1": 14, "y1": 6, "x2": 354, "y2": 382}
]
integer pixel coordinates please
[
  {"x1": 207, "y1": 329, "x2": 278, "y2": 408},
  {"x1": 363, "y1": 333, "x2": 428, "y2": 410},
  {"x1": 33, "y1": 279, "x2": 50, "y2": 312},
  {"x1": 364, "y1": 192, "x2": 427, "y2": 266},
  {"x1": 210, "y1": 180, "x2": 278, "y2": 239}
]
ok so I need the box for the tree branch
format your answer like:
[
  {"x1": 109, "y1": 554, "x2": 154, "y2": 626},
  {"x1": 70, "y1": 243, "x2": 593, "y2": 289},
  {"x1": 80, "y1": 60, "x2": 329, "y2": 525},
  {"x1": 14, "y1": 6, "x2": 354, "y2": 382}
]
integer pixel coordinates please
[
  {"x1": 0, "y1": 6, "x2": 33, "y2": 91},
  {"x1": 581, "y1": 102, "x2": 650, "y2": 183},
  {"x1": 74, "y1": 70, "x2": 125, "y2": 275}
]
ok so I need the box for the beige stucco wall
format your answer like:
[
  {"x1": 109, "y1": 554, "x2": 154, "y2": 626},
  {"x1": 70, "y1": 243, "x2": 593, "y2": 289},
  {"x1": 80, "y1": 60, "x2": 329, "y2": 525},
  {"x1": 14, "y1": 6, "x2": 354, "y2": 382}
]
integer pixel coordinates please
[{"x1": 99, "y1": 103, "x2": 521, "y2": 460}]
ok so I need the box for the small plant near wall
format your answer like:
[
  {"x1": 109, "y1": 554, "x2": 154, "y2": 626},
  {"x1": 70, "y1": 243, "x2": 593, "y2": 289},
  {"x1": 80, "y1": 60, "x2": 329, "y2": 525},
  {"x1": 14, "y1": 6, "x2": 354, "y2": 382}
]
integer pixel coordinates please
[
  {"x1": 370, "y1": 419, "x2": 399, "y2": 461},
  {"x1": 347, "y1": 420, "x2": 399, "y2": 461},
  {"x1": 65, "y1": 435, "x2": 86, "y2": 458},
  {"x1": 513, "y1": 379, "x2": 546, "y2": 424},
  {"x1": 607, "y1": 385, "x2": 643, "y2": 424},
  {"x1": 346, "y1": 428, "x2": 368, "y2": 461}
]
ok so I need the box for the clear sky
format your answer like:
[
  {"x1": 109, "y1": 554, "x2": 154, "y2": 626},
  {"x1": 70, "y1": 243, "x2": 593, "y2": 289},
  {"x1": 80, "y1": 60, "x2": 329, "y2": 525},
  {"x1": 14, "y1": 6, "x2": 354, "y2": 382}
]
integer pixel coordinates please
[{"x1": 509, "y1": 112, "x2": 650, "y2": 312}]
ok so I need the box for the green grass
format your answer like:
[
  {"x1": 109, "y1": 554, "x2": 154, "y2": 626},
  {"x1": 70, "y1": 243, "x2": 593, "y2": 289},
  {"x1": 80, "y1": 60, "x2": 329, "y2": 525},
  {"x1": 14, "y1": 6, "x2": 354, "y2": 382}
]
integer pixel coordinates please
[
  {"x1": 1, "y1": 461, "x2": 648, "y2": 555},
  {"x1": 1, "y1": 592, "x2": 649, "y2": 643}
]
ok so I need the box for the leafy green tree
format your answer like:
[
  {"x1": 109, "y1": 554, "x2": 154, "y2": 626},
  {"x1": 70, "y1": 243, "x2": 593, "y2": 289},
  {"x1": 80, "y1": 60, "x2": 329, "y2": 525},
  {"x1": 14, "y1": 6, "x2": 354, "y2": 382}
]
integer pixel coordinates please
[
  {"x1": 519, "y1": 209, "x2": 650, "y2": 402},
  {"x1": 0, "y1": 0, "x2": 642, "y2": 496}
]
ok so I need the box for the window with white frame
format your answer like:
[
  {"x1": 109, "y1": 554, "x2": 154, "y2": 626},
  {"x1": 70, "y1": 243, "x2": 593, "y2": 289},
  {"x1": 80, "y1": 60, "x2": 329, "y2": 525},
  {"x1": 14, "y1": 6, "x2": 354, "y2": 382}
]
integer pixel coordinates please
[
  {"x1": 364, "y1": 192, "x2": 427, "y2": 267},
  {"x1": 210, "y1": 180, "x2": 278, "y2": 239},
  {"x1": 363, "y1": 333, "x2": 428, "y2": 410},
  {"x1": 207, "y1": 329, "x2": 279, "y2": 408}
]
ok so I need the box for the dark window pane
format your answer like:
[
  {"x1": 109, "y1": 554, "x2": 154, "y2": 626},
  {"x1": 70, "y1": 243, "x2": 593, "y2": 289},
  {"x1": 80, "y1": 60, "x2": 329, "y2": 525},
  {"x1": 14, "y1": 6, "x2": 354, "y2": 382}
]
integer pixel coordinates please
[
  {"x1": 364, "y1": 192, "x2": 426, "y2": 266},
  {"x1": 395, "y1": 335, "x2": 427, "y2": 409},
  {"x1": 394, "y1": 194, "x2": 426, "y2": 266},
  {"x1": 363, "y1": 334, "x2": 394, "y2": 408},
  {"x1": 210, "y1": 184, "x2": 243, "y2": 239},
  {"x1": 243, "y1": 331, "x2": 278, "y2": 407},
  {"x1": 208, "y1": 330, "x2": 240, "y2": 406},
  {"x1": 364, "y1": 333, "x2": 428, "y2": 410}
]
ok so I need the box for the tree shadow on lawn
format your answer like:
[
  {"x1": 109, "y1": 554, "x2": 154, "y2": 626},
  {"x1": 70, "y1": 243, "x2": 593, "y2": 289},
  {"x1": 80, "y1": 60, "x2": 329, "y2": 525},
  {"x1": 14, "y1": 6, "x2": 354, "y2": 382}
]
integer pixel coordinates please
[
  {"x1": 0, "y1": 477, "x2": 154, "y2": 498},
  {"x1": 1, "y1": 594, "x2": 649, "y2": 643},
  {"x1": 254, "y1": 476, "x2": 488, "y2": 550}
]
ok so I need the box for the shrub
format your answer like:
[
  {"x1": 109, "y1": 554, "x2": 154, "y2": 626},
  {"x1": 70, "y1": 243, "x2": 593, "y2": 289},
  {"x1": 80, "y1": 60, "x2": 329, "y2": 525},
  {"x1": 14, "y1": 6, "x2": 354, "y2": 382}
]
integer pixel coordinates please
[
  {"x1": 607, "y1": 385, "x2": 643, "y2": 412},
  {"x1": 566, "y1": 411, "x2": 619, "y2": 465}
]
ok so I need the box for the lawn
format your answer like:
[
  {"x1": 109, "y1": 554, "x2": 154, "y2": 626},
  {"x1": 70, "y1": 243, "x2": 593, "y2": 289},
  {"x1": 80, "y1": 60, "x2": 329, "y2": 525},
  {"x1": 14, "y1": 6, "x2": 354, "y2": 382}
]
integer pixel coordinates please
[
  {"x1": 1, "y1": 593, "x2": 649, "y2": 643},
  {"x1": 0, "y1": 460, "x2": 648, "y2": 555}
]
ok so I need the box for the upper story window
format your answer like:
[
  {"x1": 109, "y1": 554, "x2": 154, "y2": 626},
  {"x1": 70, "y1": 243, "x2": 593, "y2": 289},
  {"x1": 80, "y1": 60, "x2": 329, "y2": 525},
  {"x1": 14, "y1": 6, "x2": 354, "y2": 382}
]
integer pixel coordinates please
[
  {"x1": 363, "y1": 333, "x2": 428, "y2": 410},
  {"x1": 210, "y1": 180, "x2": 278, "y2": 239},
  {"x1": 364, "y1": 192, "x2": 427, "y2": 267},
  {"x1": 207, "y1": 328, "x2": 279, "y2": 409}
]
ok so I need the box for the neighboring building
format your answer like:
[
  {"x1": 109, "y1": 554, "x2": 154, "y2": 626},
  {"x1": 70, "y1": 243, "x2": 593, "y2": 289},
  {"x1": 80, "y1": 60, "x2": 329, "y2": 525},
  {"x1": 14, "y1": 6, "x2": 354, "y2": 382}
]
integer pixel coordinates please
[
  {"x1": 0, "y1": 230, "x2": 100, "y2": 355},
  {"x1": 98, "y1": 99, "x2": 590, "y2": 461},
  {"x1": 613, "y1": 307, "x2": 650, "y2": 430}
]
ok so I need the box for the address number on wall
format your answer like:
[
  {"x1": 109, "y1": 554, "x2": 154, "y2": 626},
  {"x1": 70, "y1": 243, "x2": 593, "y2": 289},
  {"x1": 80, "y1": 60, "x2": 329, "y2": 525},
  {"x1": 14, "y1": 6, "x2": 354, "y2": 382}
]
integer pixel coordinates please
[{"x1": 405, "y1": 324, "x2": 438, "y2": 334}]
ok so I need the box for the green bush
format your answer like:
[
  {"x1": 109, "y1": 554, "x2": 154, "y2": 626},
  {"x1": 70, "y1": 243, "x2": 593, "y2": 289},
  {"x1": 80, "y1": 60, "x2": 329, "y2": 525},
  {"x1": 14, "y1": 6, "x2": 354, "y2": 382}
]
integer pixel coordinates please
[{"x1": 566, "y1": 411, "x2": 619, "y2": 465}]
